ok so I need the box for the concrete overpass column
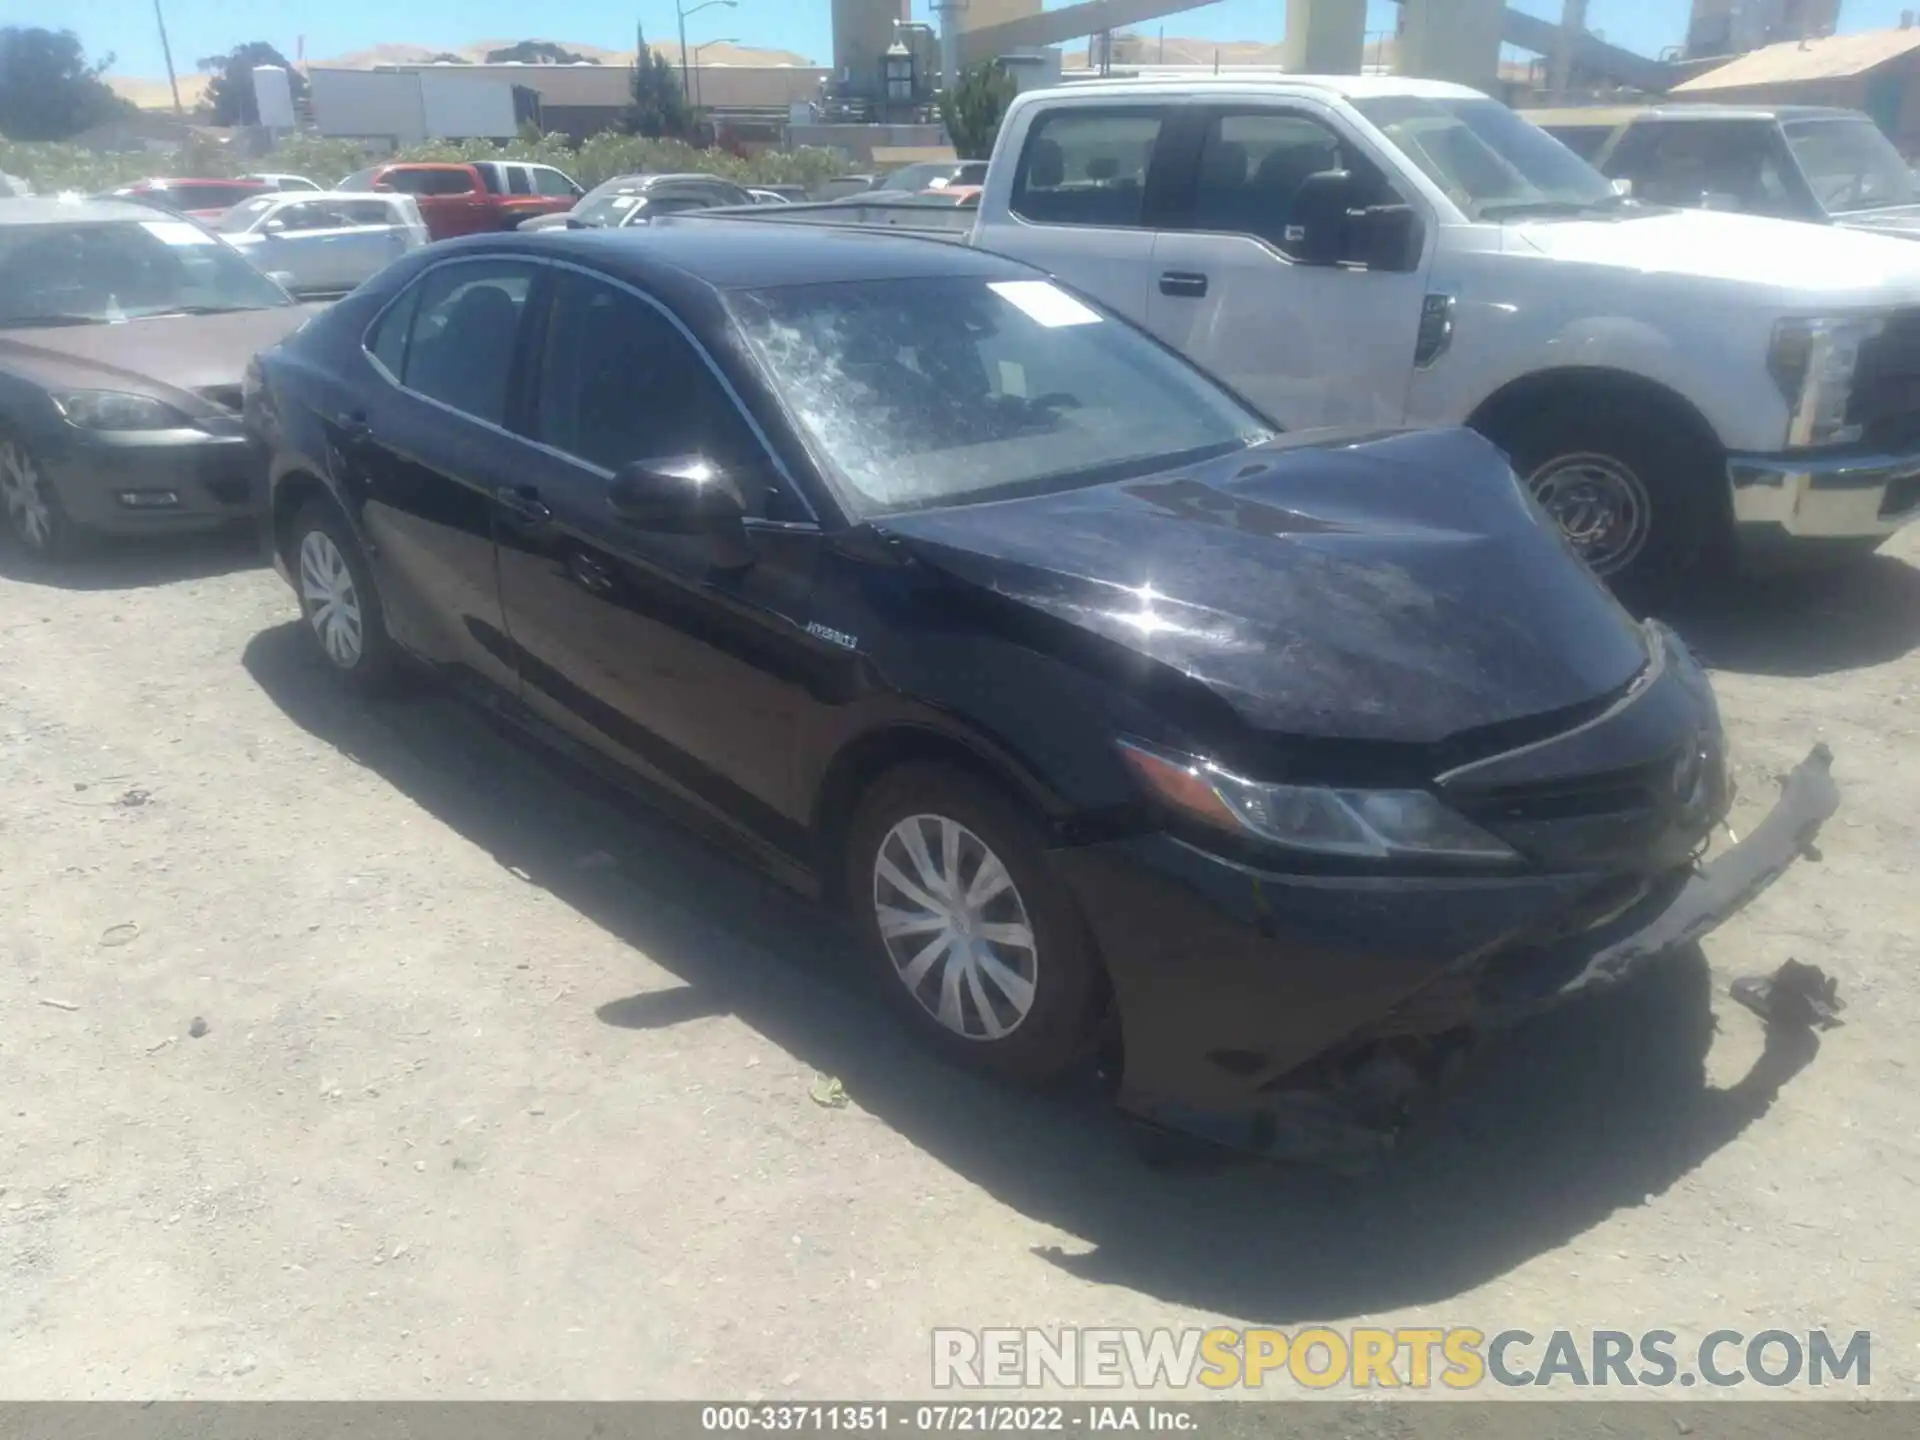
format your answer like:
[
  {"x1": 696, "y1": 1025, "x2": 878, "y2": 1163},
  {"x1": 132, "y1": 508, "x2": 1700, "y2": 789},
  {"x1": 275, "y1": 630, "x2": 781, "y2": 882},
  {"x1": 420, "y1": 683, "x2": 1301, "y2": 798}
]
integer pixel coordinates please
[
  {"x1": 1398, "y1": 0, "x2": 1504, "y2": 93},
  {"x1": 1282, "y1": 0, "x2": 1366, "y2": 75}
]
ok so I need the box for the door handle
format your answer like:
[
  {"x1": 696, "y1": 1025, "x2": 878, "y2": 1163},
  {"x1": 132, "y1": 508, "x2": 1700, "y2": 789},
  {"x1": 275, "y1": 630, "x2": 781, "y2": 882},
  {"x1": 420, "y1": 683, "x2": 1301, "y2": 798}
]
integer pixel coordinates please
[
  {"x1": 1159, "y1": 271, "x2": 1209, "y2": 298},
  {"x1": 336, "y1": 411, "x2": 372, "y2": 443},
  {"x1": 493, "y1": 485, "x2": 552, "y2": 524}
]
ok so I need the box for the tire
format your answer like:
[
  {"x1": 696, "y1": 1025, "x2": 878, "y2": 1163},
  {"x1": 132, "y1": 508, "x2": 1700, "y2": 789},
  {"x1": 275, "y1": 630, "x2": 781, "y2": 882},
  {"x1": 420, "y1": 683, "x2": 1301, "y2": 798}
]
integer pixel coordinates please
[
  {"x1": 0, "y1": 431, "x2": 78, "y2": 559},
  {"x1": 287, "y1": 499, "x2": 401, "y2": 694},
  {"x1": 1488, "y1": 399, "x2": 1726, "y2": 592},
  {"x1": 844, "y1": 764, "x2": 1105, "y2": 1085}
]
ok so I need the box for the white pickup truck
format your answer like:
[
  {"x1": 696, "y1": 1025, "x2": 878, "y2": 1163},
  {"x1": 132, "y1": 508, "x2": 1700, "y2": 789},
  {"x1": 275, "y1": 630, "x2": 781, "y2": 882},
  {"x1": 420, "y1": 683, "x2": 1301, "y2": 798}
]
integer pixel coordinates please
[{"x1": 685, "y1": 75, "x2": 1920, "y2": 587}]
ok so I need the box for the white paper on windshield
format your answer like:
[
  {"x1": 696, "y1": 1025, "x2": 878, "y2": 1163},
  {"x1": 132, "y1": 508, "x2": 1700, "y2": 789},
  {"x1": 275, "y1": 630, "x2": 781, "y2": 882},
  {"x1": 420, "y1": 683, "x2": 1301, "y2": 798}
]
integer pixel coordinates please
[
  {"x1": 987, "y1": 280, "x2": 1101, "y2": 329},
  {"x1": 140, "y1": 220, "x2": 216, "y2": 246}
]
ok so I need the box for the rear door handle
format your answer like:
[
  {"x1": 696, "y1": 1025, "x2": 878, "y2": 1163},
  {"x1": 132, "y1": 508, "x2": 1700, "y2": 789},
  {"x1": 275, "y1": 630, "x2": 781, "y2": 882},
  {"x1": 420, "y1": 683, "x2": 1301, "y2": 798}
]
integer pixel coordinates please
[
  {"x1": 493, "y1": 485, "x2": 552, "y2": 524},
  {"x1": 1159, "y1": 271, "x2": 1209, "y2": 298},
  {"x1": 337, "y1": 411, "x2": 372, "y2": 442}
]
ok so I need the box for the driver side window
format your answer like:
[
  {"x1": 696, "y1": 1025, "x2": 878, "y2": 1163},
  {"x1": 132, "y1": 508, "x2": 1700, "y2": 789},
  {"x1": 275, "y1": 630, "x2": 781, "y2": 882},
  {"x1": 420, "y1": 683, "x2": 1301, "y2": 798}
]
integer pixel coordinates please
[
  {"x1": 1180, "y1": 110, "x2": 1398, "y2": 256},
  {"x1": 530, "y1": 272, "x2": 797, "y2": 519}
]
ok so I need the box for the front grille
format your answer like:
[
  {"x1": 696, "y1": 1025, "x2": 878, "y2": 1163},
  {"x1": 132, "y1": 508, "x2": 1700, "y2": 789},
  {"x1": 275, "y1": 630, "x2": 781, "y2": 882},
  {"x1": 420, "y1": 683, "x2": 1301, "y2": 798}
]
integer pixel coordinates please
[
  {"x1": 196, "y1": 384, "x2": 243, "y2": 414},
  {"x1": 1452, "y1": 755, "x2": 1680, "y2": 825},
  {"x1": 1848, "y1": 308, "x2": 1920, "y2": 451}
]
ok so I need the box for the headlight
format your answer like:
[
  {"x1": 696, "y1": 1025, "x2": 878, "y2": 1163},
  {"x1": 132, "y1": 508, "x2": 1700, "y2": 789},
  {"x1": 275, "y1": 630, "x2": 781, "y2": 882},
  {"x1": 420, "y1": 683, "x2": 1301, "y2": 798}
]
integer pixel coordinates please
[
  {"x1": 1117, "y1": 739, "x2": 1516, "y2": 864},
  {"x1": 54, "y1": 390, "x2": 191, "y2": 431},
  {"x1": 1766, "y1": 315, "x2": 1885, "y2": 449}
]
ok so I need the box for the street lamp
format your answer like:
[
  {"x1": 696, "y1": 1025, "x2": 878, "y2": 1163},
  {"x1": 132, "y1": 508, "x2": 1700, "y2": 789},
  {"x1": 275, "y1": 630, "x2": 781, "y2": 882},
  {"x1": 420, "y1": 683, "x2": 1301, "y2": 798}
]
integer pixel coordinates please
[
  {"x1": 677, "y1": 0, "x2": 739, "y2": 101},
  {"x1": 690, "y1": 37, "x2": 739, "y2": 110}
]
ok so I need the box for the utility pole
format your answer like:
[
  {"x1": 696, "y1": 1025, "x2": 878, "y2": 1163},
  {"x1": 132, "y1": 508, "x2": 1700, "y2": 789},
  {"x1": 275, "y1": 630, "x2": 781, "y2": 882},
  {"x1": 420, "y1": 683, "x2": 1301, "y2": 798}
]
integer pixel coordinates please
[
  {"x1": 1551, "y1": 0, "x2": 1587, "y2": 102},
  {"x1": 934, "y1": 0, "x2": 965, "y2": 90},
  {"x1": 153, "y1": 0, "x2": 184, "y2": 116}
]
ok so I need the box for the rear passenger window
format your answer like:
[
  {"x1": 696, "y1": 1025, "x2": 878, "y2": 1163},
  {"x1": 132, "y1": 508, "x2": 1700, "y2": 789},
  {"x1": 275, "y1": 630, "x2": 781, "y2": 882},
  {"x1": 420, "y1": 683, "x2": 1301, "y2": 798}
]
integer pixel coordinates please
[
  {"x1": 340, "y1": 200, "x2": 397, "y2": 226},
  {"x1": 422, "y1": 169, "x2": 475, "y2": 197},
  {"x1": 367, "y1": 284, "x2": 421, "y2": 381},
  {"x1": 394, "y1": 261, "x2": 536, "y2": 425},
  {"x1": 1011, "y1": 109, "x2": 1164, "y2": 228},
  {"x1": 506, "y1": 166, "x2": 532, "y2": 196},
  {"x1": 531, "y1": 167, "x2": 577, "y2": 197}
]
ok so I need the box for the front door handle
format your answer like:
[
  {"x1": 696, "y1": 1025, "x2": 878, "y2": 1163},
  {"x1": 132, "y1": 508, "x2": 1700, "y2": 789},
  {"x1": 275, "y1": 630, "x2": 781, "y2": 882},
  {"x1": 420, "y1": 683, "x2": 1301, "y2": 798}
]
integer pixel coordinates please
[
  {"x1": 1159, "y1": 271, "x2": 1209, "y2": 298},
  {"x1": 493, "y1": 485, "x2": 552, "y2": 524}
]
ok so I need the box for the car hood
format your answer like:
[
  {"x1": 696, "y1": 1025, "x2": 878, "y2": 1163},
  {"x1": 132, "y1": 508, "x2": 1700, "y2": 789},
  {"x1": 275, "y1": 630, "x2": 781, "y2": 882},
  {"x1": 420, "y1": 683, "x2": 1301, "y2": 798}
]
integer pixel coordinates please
[
  {"x1": 0, "y1": 305, "x2": 316, "y2": 411},
  {"x1": 1509, "y1": 207, "x2": 1920, "y2": 298},
  {"x1": 871, "y1": 428, "x2": 1651, "y2": 746}
]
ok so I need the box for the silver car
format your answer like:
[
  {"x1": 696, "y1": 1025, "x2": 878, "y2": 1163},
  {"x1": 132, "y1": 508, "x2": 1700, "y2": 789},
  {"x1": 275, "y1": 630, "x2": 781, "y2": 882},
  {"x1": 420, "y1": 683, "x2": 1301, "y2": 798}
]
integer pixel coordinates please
[{"x1": 216, "y1": 191, "x2": 428, "y2": 297}]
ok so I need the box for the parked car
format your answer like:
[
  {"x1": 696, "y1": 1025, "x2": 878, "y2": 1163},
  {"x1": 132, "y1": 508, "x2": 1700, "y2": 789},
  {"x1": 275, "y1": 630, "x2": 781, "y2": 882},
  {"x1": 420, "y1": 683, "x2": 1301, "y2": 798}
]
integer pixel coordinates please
[
  {"x1": 337, "y1": 161, "x2": 582, "y2": 239},
  {"x1": 516, "y1": 173, "x2": 757, "y2": 232},
  {"x1": 244, "y1": 172, "x2": 324, "y2": 193},
  {"x1": 1525, "y1": 103, "x2": 1920, "y2": 240},
  {"x1": 0, "y1": 172, "x2": 32, "y2": 198},
  {"x1": 105, "y1": 177, "x2": 270, "y2": 221},
  {"x1": 248, "y1": 225, "x2": 1837, "y2": 1158},
  {"x1": 215, "y1": 191, "x2": 429, "y2": 298},
  {"x1": 702, "y1": 76, "x2": 1920, "y2": 588},
  {"x1": 0, "y1": 199, "x2": 314, "y2": 557},
  {"x1": 876, "y1": 160, "x2": 989, "y2": 195},
  {"x1": 746, "y1": 188, "x2": 795, "y2": 205},
  {"x1": 809, "y1": 174, "x2": 884, "y2": 201}
]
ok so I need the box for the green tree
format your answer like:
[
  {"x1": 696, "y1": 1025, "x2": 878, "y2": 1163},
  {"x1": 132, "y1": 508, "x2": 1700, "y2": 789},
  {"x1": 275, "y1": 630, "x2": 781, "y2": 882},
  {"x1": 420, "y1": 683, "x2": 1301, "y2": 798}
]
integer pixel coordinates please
[
  {"x1": 425, "y1": 52, "x2": 469, "y2": 64},
  {"x1": 197, "y1": 41, "x2": 309, "y2": 126},
  {"x1": 0, "y1": 27, "x2": 134, "y2": 142},
  {"x1": 485, "y1": 40, "x2": 595, "y2": 64},
  {"x1": 626, "y1": 24, "x2": 693, "y2": 141},
  {"x1": 938, "y1": 61, "x2": 1017, "y2": 160}
]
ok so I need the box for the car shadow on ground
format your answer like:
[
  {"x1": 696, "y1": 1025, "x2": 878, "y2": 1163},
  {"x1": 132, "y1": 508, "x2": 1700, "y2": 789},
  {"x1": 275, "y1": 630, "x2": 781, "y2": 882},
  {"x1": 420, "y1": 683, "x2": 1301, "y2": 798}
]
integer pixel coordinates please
[
  {"x1": 0, "y1": 524, "x2": 264, "y2": 592},
  {"x1": 243, "y1": 621, "x2": 1821, "y2": 1324},
  {"x1": 1653, "y1": 553, "x2": 1920, "y2": 678}
]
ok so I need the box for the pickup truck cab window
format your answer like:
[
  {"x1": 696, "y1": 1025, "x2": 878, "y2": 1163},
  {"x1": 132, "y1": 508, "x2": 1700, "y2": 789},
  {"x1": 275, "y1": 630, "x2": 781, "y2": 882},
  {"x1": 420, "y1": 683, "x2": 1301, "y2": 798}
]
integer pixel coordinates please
[
  {"x1": 1012, "y1": 108, "x2": 1166, "y2": 228},
  {"x1": 1180, "y1": 109, "x2": 1401, "y2": 257},
  {"x1": 1784, "y1": 116, "x2": 1920, "y2": 214},
  {"x1": 506, "y1": 165, "x2": 533, "y2": 197},
  {"x1": 531, "y1": 166, "x2": 578, "y2": 198}
]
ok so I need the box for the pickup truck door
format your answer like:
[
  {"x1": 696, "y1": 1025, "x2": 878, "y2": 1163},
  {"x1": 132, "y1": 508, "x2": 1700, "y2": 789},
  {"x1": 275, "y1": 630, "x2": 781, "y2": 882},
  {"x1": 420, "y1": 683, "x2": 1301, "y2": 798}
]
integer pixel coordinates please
[
  {"x1": 1144, "y1": 102, "x2": 1434, "y2": 430},
  {"x1": 977, "y1": 103, "x2": 1181, "y2": 325}
]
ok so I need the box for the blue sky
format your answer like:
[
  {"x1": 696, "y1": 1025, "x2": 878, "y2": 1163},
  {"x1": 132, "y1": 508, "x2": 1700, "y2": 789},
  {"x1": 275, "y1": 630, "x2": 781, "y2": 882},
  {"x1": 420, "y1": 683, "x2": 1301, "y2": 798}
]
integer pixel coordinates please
[{"x1": 54, "y1": 0, "x2": 1920, "y2": 80}]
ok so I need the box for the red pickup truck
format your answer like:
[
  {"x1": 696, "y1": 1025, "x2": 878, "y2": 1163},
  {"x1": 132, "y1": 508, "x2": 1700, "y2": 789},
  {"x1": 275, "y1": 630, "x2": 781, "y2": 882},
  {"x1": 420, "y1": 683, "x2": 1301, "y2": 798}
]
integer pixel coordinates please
[{"x1": 338, "y1": 160, "x2": 583, "y2": 239}]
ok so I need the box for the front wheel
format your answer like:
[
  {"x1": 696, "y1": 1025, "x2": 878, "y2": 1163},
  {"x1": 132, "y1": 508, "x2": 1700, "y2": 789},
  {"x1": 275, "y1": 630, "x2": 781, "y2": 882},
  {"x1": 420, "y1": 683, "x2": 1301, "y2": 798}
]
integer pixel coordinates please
[
  {"x1": 1491, "y1": 402, "x2": 1726, "y2": 591},
  {"x1": 0, "y1": 433, "x2": 75, "y2": 558},
  {"x1": 845, "y1": 765, "x2": 1106, "y2": 1085}
]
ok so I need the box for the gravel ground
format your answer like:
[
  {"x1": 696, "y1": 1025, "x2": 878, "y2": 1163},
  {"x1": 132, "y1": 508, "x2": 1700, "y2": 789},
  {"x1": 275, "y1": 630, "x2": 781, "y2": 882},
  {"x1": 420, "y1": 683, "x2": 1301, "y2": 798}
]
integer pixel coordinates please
[{"x1": 1, "y1": 527, "x2": 1916, "y2": 1404}]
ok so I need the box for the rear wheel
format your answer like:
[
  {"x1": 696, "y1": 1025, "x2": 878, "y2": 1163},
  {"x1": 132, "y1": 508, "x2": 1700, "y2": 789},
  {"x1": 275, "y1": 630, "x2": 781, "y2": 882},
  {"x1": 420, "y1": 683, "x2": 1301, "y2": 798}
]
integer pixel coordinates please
[
  {"x1": 0, "y1": 433, "x2": 75, "y2": 558},
  {"x1": 288, "y1": 500, "x2": 400, "y2": 694},
  {"x1": 1490, "y1": 400, "x2": 1726, "y2": 591},
  {"x1": 845, "y1": 765, "x2": 1105, "y2": 1084}
]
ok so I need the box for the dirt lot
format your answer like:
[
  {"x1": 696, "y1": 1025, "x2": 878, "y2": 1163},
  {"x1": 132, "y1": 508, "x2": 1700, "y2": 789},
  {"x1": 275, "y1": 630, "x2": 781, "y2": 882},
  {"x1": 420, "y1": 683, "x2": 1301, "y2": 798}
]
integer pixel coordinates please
[{"x1": 1, "y1": 528, "x2": 1917, "y2": 1404}]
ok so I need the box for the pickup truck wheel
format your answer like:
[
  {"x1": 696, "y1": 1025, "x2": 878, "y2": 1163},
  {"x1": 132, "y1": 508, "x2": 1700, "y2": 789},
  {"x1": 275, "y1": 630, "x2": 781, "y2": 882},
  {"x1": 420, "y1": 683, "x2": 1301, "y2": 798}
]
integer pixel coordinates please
[
  {"x1": 846, "y1": 764, "x2": 1104, "y2": 1085},
  {"x1": 1493, "y1": 404, "x2": 1723, "y2": 588}
]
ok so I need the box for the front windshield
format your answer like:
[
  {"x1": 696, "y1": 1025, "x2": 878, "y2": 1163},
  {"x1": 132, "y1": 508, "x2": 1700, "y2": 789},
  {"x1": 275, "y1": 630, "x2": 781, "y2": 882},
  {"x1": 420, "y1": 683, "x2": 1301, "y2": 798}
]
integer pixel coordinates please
[
  {"x1": 731, "y1": 276, "x2": 1275, "y2": 516},
  {"x1": 572, "y1": 189, "x2": 649, "y2": 226},
  {"x1": 217, "y1": 196, "x2": 279, "y2": 233},
  {"x1": 1784, "y1": 118, "x2": 1920, "y2": 213},
  {"x1": 1353, "y1": 95, "x2": 1622, "y2": 220},
  {"x1": 0, "y1": 220, "x2": 291, "y2": 328}
]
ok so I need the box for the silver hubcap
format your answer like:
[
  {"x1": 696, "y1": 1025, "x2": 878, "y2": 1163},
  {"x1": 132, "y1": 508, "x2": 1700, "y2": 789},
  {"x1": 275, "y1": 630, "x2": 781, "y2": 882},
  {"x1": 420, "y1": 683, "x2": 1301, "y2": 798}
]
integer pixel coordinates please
[
  {"x1": 1527, "y1": 452, "x2": 1653, "y2": 578},
  {"x1": 298, "y1": 529, "x2": 364, "y2": 669},
  {"x1": 873, "y1": 814, "x2": 1039, "y2": 1042},
  {"x1": 0, "y1": 440, "x2": 54, "y2": 551}
]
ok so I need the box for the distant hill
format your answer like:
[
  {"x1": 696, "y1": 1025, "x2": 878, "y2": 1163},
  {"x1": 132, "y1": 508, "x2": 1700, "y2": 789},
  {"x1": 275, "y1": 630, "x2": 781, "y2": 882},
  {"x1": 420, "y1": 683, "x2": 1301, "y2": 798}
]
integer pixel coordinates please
[{"x1": 106, "y1": 36, "x2": 818, "y2": 111}]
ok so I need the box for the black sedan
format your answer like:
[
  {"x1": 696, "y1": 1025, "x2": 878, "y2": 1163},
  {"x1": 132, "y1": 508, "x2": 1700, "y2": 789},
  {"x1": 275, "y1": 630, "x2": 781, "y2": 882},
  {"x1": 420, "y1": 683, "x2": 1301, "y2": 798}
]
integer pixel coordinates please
[
  {"x1": 0, "y1": 199, "x2": 314, "y2": 557},
  {"x1": 247, "y1": 224, "x2": 1839, "y2": 1159}
]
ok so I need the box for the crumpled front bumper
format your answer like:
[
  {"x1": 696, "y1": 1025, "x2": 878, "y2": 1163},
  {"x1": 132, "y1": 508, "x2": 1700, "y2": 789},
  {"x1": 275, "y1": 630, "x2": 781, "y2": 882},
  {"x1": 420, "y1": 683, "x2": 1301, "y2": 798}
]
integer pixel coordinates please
[{"x1": 1054, "y1": 745, "x2": 1841, "y2": 1164}]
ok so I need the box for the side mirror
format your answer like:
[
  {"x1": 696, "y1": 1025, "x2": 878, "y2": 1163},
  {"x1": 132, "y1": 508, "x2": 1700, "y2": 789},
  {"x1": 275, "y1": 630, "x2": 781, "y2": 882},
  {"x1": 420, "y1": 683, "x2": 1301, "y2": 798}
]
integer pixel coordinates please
[
  {"x1": 266, "y1": 270, "x2": 297, "y2": 289},
  {"x1": 1610, "y1": 176, "x2": 1634, "y2": 198},
  {"x1": 1349, "y1": 203, "x2": 1423, "y2": 271},
  {"x1": 606, "y1": 456, "x2": 753, "y2": 566},
  {"x1": 262, "y1": 219, "x2": 286, "y2": 235},
  {"x1": 1287, "y1": 169, "x2": 1355, "y2": 267}
]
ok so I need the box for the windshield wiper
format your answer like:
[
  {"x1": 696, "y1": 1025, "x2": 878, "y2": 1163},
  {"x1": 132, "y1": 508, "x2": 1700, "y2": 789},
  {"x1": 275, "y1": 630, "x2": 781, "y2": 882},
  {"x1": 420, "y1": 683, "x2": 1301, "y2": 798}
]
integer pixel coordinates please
[
  {"x1": 1479, "y1": 195, "x2": 1631, "y2": 220},
  {"x1": 0, "y1": 313, "x2": 110, "y2": 329},
  {"x1": 133, "y1": 304, "x2": 269, "y2": 318}
]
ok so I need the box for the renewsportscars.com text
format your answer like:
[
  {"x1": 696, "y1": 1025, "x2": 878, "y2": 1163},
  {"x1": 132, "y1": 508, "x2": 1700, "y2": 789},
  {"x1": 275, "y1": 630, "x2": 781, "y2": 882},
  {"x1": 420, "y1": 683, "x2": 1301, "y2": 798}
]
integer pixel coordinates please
[{"x1": 931, "y1": 1327, "x2": 1872, "y2": 1391}]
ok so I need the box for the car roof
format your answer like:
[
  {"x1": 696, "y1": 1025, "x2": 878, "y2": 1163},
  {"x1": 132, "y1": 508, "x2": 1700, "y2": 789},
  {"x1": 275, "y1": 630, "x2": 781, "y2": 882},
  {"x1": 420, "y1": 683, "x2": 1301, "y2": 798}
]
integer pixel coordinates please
[
  {"x1": 380, "y1": 161, "x2": 471, "y2": 171},
  {"x1": 249, "y1": 190, "x2": 413, "y2": 206},
  {"x1": 454, "y1": 222, "x2": 1037, "y2": 289},
  {"x1": 1041, "y1": 74, "x2": 1486, "y2": 101},
  {"x1": 0, "y1": 197, "x2": 173, "y2": 227},
  {"x1": 1525, "y1": 102, "x2": 1863, "y2": 126}
]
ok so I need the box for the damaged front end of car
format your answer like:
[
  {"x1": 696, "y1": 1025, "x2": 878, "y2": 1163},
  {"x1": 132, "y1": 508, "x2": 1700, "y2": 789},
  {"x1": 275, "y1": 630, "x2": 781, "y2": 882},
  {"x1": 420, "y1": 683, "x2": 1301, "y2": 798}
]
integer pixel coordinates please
[{"x1": 1055, "y1": 625, "x2": 1841, "y2": 1173}]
